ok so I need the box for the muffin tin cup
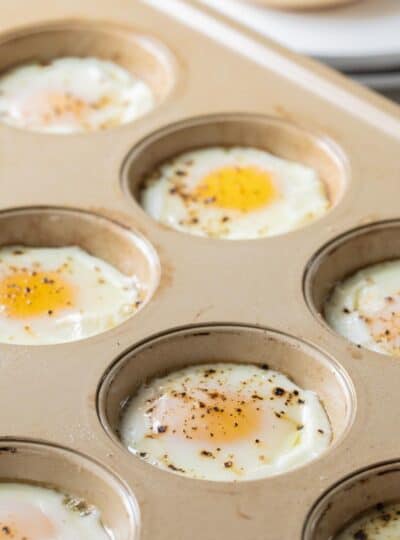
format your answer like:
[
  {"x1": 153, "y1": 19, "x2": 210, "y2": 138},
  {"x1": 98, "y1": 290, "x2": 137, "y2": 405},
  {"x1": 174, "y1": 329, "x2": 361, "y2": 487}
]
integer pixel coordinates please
[
  {"x1": 0, "y1": 20, "x2": 177, "y2": 128},
  {"x1": 98, "y1": 324, "x2": 355, "y2": 474},
  {"x1": 0, "y1": 206, "x2": 160, "y2": 344},
  {"x1": 0, "y1": 439, "x2": 140, "y2": 539},
  {"x1": 0, "y1": 0, "x2": 400, "y2": 538},
  {"x1": 0, "y1": 206, "x2": 160, "y2": 282},
  {"x1": 304, "y1": 219, "x2": 400, "y2": 338},
  {"x1": 121, "y1": 112, "x2": 349, "y2": 237},
  {"x1": 303, "y1": 461, "x2": 400, "y2": 539}
]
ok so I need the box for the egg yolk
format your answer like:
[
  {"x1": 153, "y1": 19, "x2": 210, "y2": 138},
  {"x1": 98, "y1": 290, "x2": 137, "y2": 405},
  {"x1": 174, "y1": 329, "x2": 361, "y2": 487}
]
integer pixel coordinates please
[
  {"x1": 22, "y1": 91, "x2": 88, "y2": 122},
  {"x1": 151, "y1": 391, "x2": 262, "y2": 444},
  {"x1": 0, "y1": 502, "x2": 56, "y2": 539},
  {"x1": 0, "y1": 271, "x2": 74, "y2": 318},
  {"x1": 21, "y1": 91, "x2": 96, "y2": 125},
  {"x1": 194, "y1": 166, "x2": 277, "y2": 212},
  {"x1": 46, "y1": 92, "x2": 88, "y2": 117}
]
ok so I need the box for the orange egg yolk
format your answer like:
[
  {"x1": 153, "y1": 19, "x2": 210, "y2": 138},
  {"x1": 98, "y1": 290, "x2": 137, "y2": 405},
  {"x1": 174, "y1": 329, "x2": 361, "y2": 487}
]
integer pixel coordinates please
[
  {"x1": 0, "y1": 271, "x2": 74, "y2": 318},
  {"x1": 152, "y1": 392, "x2": 262, "y2": 444},
  {"x1": 46, "y1": 92, "x2": 88, "y2": 117},
  {"x1": 0, "y1": 502, "x2": 56, "y2": 540},
  {"x1": 194, "y1": 166, "x2": 277, "y2": 212}
]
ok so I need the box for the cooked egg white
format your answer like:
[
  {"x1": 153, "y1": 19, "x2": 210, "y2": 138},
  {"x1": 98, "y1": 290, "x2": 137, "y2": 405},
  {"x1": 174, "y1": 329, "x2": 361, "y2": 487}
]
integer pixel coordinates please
[
  {"x1": 325, "y1": 260, "x2": 400, "y2": 356},
  {"x1": 140, "y1": 146, "x2": 329, "y2": 239},
  {"x1": 0, "y1": 57, "x2": 154, "y2": 133},
  {"x1": 120, "y1": 363, "x2": 331, "y2": 481},
  {"x1": 336, "y1": 502, "x2": 400, "y2": 540},
  {"x1": 0, "y1": 483, "x2": 111, "y2": 540},
  {"x1": 0, "y1": 246, "x2": 142, "y2": 345}
]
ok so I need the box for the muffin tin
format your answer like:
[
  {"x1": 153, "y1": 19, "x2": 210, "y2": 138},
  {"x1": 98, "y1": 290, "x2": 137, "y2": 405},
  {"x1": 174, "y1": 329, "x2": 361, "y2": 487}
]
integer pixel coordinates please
[{"x1": 2, "y1": 0, "x2": 400, "y2": 538}]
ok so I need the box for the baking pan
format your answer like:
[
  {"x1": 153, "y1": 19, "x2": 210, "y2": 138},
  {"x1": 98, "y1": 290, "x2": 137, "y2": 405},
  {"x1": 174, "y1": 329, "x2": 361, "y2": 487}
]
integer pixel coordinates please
[{"x1": 1, "y1": 1, "x2": 400, "y2": 538}]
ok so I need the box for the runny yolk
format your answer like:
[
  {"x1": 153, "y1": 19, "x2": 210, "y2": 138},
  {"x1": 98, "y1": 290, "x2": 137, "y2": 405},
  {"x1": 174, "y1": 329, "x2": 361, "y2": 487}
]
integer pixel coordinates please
[
  {"x1": 152, "y1": 392, "x2": 262, "y2": 444},
  {"x1": 194, "y1": 166, "x2": 277, "y2": 212},
  {"x1": 0, "y1": 271, "x2": 74, "y2": 318},
  {"x1": 0, "y1": 502, "x2": 56, "y2": 540}
]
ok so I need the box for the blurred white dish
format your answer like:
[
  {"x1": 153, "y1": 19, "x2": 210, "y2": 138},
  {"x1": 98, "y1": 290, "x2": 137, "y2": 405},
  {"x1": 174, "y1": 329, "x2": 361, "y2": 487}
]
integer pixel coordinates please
[
  {"x1": 254, "y1": 0, "x2": 359, "y2": 9},
  {"x1": 199, "y1": 0, "x2": 400, "y2": 71}
]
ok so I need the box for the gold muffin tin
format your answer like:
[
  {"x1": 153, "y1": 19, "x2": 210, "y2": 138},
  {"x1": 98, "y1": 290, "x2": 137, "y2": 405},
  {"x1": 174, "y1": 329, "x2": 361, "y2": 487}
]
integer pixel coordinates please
[{"x1": 1, "y1": 0, "x2": 400, "y2": 538}]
